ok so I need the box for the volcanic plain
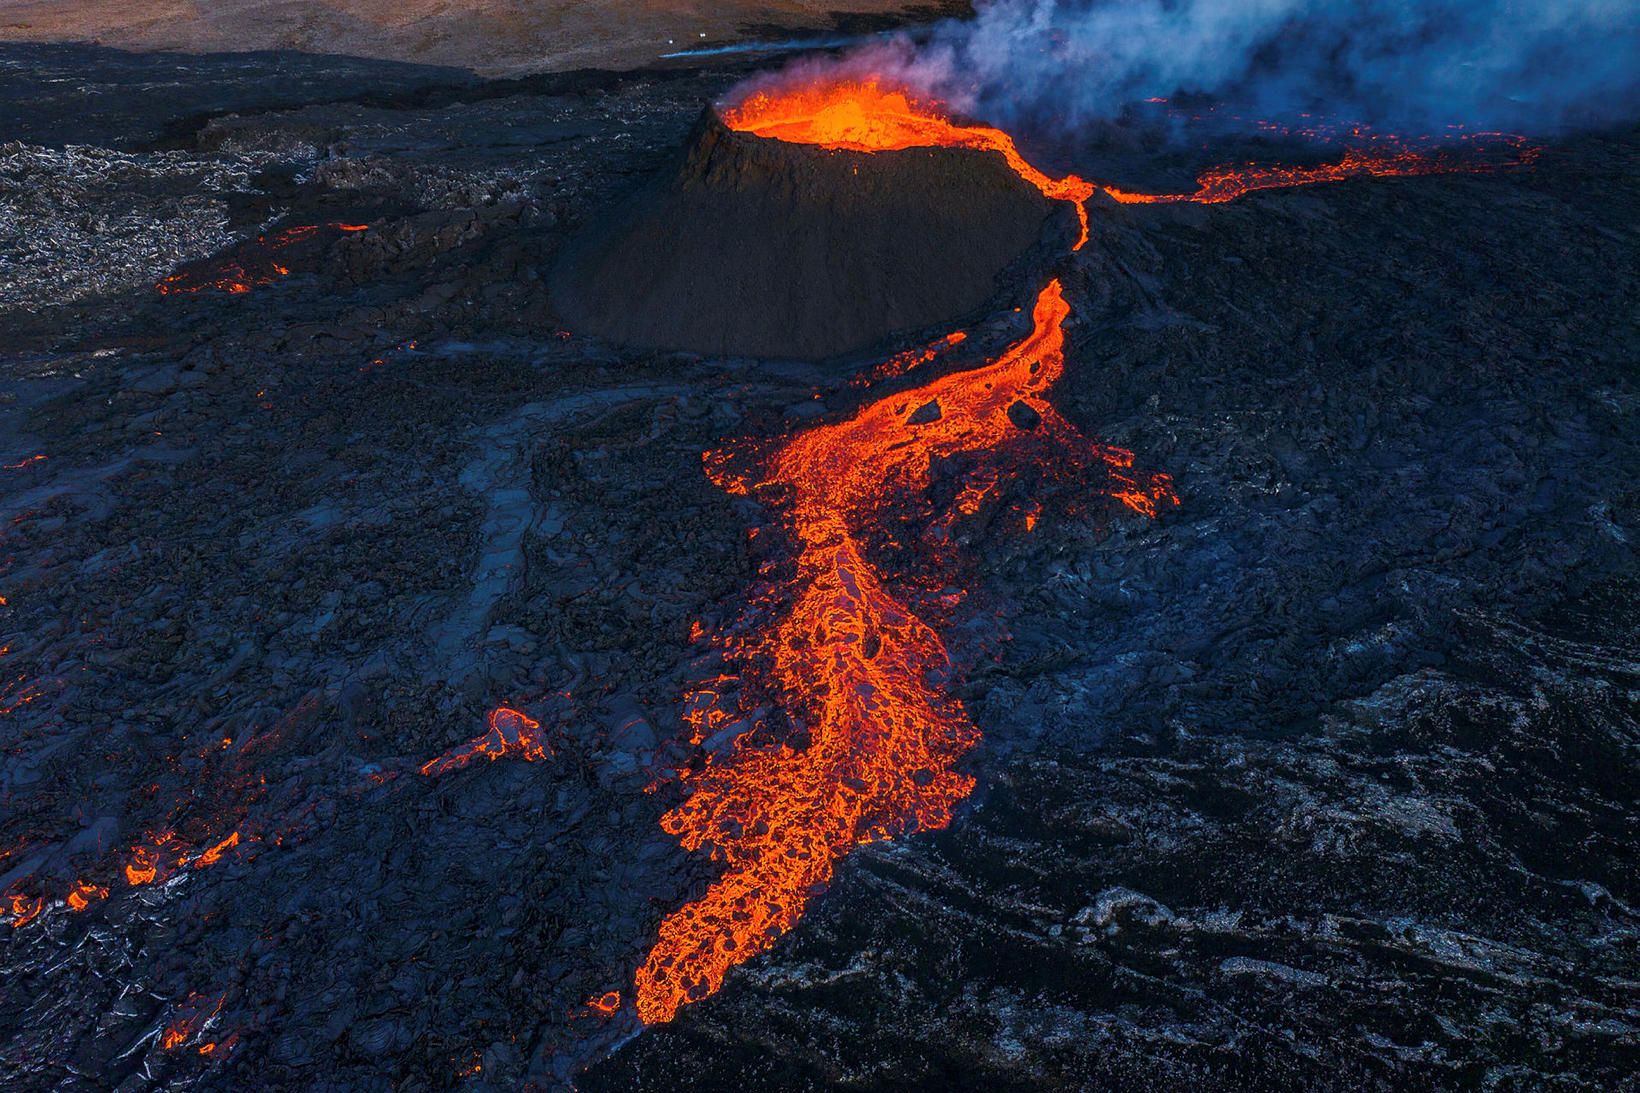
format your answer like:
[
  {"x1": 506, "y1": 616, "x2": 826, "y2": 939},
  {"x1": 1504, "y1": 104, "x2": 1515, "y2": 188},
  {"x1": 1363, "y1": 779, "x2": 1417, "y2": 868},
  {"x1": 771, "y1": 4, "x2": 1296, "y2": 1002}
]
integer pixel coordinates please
[{"x1": 0, "y1": 41, "x2": 1637, "y2": 1093}]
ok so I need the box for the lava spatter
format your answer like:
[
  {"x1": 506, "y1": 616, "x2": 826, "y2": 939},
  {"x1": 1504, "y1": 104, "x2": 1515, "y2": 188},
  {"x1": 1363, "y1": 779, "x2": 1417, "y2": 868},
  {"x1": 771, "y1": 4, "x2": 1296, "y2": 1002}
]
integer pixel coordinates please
[
  {"x1": 160, "y1": 990, "x2": 227, "y2": 1052},
  {"x1": 634, "y1": 280, "x2": 1178, "y2": 1023}
]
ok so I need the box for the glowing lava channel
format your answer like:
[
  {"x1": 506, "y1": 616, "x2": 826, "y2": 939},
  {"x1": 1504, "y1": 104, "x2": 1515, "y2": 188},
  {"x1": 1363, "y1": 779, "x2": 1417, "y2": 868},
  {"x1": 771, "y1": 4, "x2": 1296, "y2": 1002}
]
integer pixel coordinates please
[
  {"x1": 1101, "y1": 138, "x2": 1539, "y2": 204},
  {"x1": 634, "y1": 280, "x2": 1177, "y2": 1023}
]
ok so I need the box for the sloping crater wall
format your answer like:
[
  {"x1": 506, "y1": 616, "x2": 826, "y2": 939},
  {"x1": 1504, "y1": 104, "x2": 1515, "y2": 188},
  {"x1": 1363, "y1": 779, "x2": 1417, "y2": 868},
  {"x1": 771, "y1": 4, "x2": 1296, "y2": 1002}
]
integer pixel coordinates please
[{"x1": 550, "y1": 110, "x2": 1064, "y2": 361}]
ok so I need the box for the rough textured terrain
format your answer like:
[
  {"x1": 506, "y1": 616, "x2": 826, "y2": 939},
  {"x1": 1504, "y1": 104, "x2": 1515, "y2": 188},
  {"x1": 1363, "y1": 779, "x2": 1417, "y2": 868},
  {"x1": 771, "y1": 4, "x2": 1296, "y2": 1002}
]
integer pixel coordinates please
[
  {"x1": 0, "y1": 1, "x2": 967, "y2": 74},
  {"x1": 0, "y1": 41, "x2": 1635, "y2": 1093}
]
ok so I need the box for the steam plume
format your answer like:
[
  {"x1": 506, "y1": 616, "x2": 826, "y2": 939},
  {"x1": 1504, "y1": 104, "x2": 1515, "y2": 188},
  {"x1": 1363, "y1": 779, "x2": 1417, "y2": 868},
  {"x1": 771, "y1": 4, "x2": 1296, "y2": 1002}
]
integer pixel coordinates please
[{"x1": 737, "y1": 0, "x2": 1640, "y2": 134}]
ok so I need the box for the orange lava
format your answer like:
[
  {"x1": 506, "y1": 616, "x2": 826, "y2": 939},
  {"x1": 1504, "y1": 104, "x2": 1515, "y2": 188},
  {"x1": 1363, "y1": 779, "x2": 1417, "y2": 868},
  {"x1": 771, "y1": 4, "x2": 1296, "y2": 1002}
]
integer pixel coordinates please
[
  {"x1": 124, "y1": 830, "x2": 187, "y2": 886},
  {"x1": 629, "y1": 72, "x2": 1531, "y2": 1026},
  {"x1": 194, "y1": 831, "x2": 241, "y2": 868},
  {"x1": 583, "y1": 990, "x2": 622, "y2": 1017},
  {"x1": 1100, "y1": 138, "x2": 1538, "y2": 205},
  {"x1": 6, "y1": 888, "x2": 43, "y2": 928},
  {"x1": 723, "y1": 78, "x2": 1096, "y2": 249},
  {"x1": 722, "y1": 77, "x2": 1536, "y2": 229},
  {"x1": 633, "y1": 280, "x2": 1177, "y2": 1023},
  {"x1": 161, "y1": 991, "x2": 226, "y2": 1051},
  {"x1": 853, "y1": 331, "x2": 967, "y2": 388},
  {"x1": 420, "y1": 706, "x2": 552, "y2": 777},
  {"x1": 124, "y1": 848, "x2": 159, "y2": 886},
  {"x1": 0, "y1": 673, "x2": 50, "y2": 716},
  {"x1": 156, "y1": 222, "x2": 369, "y2": 295},
  {"x1": 66, "y1": 880, "x2": 108, "y2": 911}
]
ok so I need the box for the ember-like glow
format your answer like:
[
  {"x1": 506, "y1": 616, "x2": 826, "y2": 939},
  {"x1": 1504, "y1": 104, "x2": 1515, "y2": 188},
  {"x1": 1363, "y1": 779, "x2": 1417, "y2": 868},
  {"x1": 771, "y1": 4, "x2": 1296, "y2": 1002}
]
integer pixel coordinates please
[
  {"x1": 633, "y1": 279, "x2": 1177, "y2": 1023},
  {"x1": 124, "y1": 830, "x2": 187, "y2": 886},
  {"x1": 161, "y1": 991, "x2": 226, "y2": 1051},
  {"x1": 2, "y1": 454, "x2": 46, "y2": 470},
  {"x1": 420, "y1": 706, "x2": 551, "y2": 777},
  {"x1": 6, "y1": 888, "x2": 43, "y2": 928},
  {"x1": 583, "y1": 990, "x2": 622, "y2": 1017},
  {"x1": 723, "y1": 79, "x2": 1096, "y2": 249},
  {"x1": 0, "y1": 672, "x2": 52, "y2": 716},
  {"x1": 66, "y1": 880, "x2": 108, "y2": 912},
  {"x1": 156, "y1": 223, "x2": 369, "y2": 295},
  {"x1": 194, "y1": 831, "x2": 241, "y2": 868},
  {"x1": 197, "y1": 1033, "x2": 240, "y2": 1058},
  {"x1": 853, "y1": 331, "x2": 967, "y2": 388}
]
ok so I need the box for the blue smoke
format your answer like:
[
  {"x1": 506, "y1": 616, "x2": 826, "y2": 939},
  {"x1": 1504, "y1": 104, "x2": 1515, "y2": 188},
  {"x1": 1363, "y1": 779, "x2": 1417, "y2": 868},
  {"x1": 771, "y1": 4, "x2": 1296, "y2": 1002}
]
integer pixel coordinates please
[{"x1": 756, "y1": 0, "x2": 1640, "y2": 135}]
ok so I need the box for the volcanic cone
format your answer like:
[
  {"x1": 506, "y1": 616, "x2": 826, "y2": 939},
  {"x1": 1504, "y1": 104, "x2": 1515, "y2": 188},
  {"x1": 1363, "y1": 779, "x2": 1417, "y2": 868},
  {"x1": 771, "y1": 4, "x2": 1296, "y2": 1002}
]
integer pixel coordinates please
[{"x1": 549, "y1": 109, "x2": 1067, "y2": 361}]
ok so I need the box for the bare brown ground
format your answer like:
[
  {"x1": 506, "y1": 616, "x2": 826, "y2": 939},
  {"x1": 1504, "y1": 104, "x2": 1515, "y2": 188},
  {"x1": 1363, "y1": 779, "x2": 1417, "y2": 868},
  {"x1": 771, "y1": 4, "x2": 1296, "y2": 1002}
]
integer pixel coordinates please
[{"x1": 0, "y1": 0, "x2": 949, "y2": 73}]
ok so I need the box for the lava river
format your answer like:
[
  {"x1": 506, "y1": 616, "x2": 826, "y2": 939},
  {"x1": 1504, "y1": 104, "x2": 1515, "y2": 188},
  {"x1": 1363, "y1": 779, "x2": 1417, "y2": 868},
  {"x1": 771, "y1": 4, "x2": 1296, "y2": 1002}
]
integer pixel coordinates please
[
  {"x1": 634, "y1": 281, "x2": 1177, "y2": 1022},
  {"x1": 633, "y1": 77, "x2": 1533, "y2": 1024}
]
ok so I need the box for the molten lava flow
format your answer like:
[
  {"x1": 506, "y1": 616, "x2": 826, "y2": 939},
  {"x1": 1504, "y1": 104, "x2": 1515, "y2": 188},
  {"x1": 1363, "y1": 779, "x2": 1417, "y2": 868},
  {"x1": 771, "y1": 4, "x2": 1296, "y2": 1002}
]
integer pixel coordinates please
[
  {"x1": 629, "y1": 70, "x2": 1534, "y2": 1027},
  {"x1": 723, "y1": 79, "x2": 1096, "y2": 249},
  {"x1": 6, "y1": 888, "x2": 43, "y2": 928},
  {"x1": 193, "y1": 831, "x2": 241, "y2": 868},
  {"x1": 124, "y1": 830, "x2": 188, "y2": 886},
  {"x1": 722, "y1": 78, "x2": 1536, "y2": 226},
  {"x1": 1099, "y1": 138, "x2": 1538, "y2": 205},
  {"x1": 633, "y1": 281, "x2": 1176, "y2": 1023},
  {"x1": 419, "y1": 706, "x2": 551, "y2": 778}
]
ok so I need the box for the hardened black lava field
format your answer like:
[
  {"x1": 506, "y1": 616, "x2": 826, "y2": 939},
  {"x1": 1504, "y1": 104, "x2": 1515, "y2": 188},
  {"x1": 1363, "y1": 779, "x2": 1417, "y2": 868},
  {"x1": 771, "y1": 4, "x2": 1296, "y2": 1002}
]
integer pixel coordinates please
[{"x1": 1, "y1": 40, "x2": 1637, "y2": 1093}]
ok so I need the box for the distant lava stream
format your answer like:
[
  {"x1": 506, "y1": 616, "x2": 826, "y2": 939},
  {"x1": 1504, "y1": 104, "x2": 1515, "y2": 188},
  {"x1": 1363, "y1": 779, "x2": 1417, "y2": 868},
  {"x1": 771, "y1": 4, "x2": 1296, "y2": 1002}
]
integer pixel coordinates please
[
  {"x1": 633, "y1": 76, "x2": 1538, "y2": 1025},
  {"x1": 723, "y1": 80, "x2": 1096, "y2": 248},
  {"x1": 1100, "y1": 136, "x2": 1540, "y2": 204}
]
